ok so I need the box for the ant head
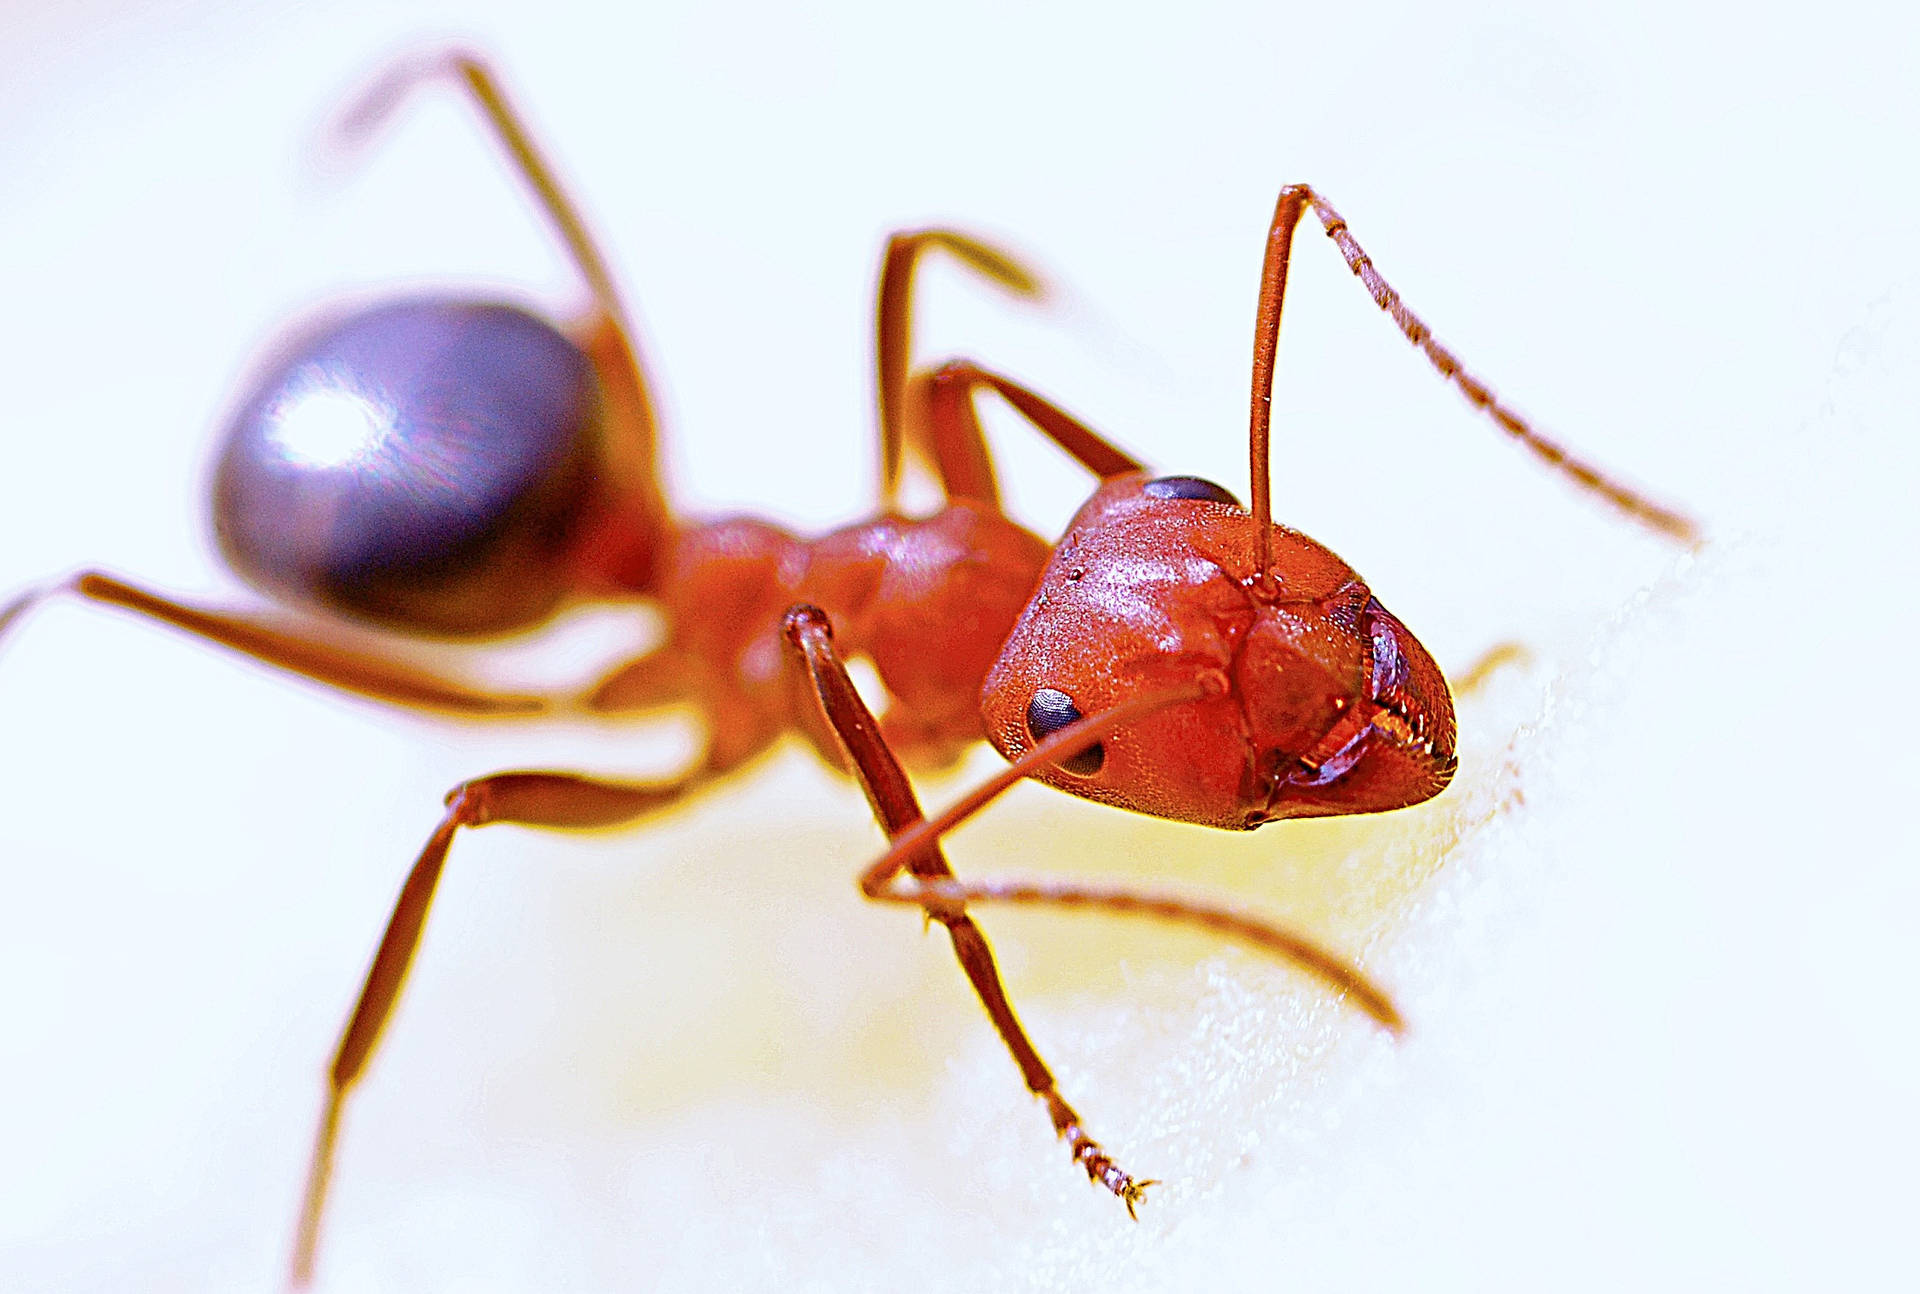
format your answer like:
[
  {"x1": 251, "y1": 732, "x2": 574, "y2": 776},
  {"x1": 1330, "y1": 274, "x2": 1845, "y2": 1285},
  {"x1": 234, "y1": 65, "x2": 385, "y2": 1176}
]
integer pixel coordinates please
[{"x1": 980, "y1": 473, "x2": 1457, "y2": 830}]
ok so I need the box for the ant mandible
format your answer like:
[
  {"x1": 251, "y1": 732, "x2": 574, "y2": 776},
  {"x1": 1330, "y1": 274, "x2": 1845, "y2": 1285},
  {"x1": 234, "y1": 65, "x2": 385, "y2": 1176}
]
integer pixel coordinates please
[{"x1": 0, "y1": 51, "x2": 1698, "y2": 1288}]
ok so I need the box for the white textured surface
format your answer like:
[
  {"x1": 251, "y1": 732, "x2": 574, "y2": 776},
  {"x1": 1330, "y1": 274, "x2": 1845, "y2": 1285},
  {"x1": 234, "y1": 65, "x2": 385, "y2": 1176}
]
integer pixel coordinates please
[{"x1": 1, "y1": 4, "x2": 1916, "y2": 1291}]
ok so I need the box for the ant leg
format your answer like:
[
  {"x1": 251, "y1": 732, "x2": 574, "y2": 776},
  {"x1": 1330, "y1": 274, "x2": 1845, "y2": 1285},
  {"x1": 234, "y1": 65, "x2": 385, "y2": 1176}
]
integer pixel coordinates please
[
  {"x1": 874, "y1": 230, "x2": 1045, "y2": 508},
  {"x1": 869, "y1": 227, "x2": 1142, "y2": 505},
  {"x1": 1249, "y1": 184, "x2": 1699, "y2": 545},
  {"x1": 909, "y1": 359, "x2": 1145, "y2": 492},
  {"x1": 323, "y1": 51, "x2": 667, "y2": 511},
  {"x1": 895, "y1": 363, "x2": 1002, "y2": 507},
  {"x1": 792, "y1": 611, "x2": 1404, "y2": 1032},
  {"x1": 1, "y1": 572, "x2": 548, "y2": 716},
  {"x1": 782, "y1": 604, "x2": 1158, "y2": 1215},
  {"x1": 581, "y1": 644, "x2": 693, "y2": 714},
  {"x1": 326, "y1": 49, "x2": 627, "y2": 334},
  {"x1": 291, "y1": 741, "x2": 767, "y2": 1287},
  {"x1": 1451, "y1": 642, "x2": 1531, "y2": 696}
]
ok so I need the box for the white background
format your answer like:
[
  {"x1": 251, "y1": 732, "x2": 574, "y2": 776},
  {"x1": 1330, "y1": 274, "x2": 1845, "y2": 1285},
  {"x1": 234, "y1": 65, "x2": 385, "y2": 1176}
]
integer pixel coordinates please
[{"x1": 1, "y1": 2, "x2": 1916, "y2": 1290}]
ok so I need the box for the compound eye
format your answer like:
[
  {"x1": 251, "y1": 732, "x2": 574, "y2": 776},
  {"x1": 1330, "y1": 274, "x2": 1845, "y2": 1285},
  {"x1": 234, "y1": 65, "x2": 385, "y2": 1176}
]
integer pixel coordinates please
[
  {"x1": 1142, "y1": 475, "x2": 1240, "y2": 506},
  {"x1": 1024, "y1": 687, "x2": 1106, "y2": 777}
]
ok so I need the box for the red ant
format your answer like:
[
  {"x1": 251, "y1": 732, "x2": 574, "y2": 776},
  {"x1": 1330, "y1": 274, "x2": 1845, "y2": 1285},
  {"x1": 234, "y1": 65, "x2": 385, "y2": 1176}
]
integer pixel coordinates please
[{"x1": 0, "y1": 51, "x2": 1697, "y2": 1288}]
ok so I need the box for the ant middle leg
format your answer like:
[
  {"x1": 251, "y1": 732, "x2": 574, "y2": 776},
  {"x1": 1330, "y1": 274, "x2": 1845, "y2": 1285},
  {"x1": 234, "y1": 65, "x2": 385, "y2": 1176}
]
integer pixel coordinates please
[
  {"x1": 291, "y1": 728, "x2": 772, "y2": 1286},
  {"x1": 867, "y1": 225, "x2": 1151, "y2": 509},
  {"x1": 873, "y1": 230, "x2": 1045, "y2": 508}
]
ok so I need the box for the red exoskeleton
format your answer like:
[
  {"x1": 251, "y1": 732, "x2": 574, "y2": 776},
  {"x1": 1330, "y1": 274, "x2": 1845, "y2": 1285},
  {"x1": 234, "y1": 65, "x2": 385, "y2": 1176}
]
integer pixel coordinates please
[{"x1": 0, "y1": 51, "x2": 1697, "y2": 1286}]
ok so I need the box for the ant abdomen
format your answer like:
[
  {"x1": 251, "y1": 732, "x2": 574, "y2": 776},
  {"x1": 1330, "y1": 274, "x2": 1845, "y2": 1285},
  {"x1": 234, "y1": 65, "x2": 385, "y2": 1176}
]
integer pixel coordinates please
[{"x1": 211, "y1": 297, "x2": 608, "y2": 635}]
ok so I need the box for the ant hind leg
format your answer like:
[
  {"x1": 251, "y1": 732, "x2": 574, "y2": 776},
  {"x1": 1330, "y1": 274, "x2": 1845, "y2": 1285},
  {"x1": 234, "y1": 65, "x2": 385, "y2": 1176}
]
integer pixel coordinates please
[
  {"x1": 2, "y1": 571, "x2": 550, "y2": 717},
  {"x1": 321, "y1": 48, "x2": 629, "y2": 332},
  {"x1": 319, "y1": 48, "x2": 669, "y2": 506}
]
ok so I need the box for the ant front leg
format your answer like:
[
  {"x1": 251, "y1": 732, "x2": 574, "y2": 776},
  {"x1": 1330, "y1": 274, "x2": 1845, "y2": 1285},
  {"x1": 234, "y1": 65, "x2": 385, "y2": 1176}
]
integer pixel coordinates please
[
  {"x1": 787, "y1": 606, "x2": 1407, "y2": 1211},
  {"x1": 290, "y1": 733, "x2": 771, "y2": 1287},
  {"x1": 781, "y1": 604, "x2": 1158, "y2": 1215},
  {"x1": 905, "y1": 359, "x2": 1145, "y2": 496},
  {"x1": 1450, "y1": 641, "x2": 1532, "y2": 696}
]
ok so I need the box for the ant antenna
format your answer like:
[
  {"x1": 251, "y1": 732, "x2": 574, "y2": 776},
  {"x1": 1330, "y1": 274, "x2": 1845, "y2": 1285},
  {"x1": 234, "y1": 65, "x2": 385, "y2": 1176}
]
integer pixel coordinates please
[
  {"x1": 1245, "y1": 185, "x2": 1700, "y2": 577},
  {"x1": 1246, "y1": 189, "x2": 1303, "y2": 598}
]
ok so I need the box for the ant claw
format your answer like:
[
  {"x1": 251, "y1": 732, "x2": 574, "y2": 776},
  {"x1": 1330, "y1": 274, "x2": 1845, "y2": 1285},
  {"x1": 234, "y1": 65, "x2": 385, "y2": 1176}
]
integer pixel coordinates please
[{"x1": 1121, "y1": 1178, "x2": 1159, "y2": 1220}]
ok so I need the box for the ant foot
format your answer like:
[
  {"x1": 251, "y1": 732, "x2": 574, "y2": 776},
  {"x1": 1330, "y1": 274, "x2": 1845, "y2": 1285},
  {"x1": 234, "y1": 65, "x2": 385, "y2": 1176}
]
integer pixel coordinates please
[
  {"x1": 1054, "y1": 1110, "x2": 1155, "y2": 1217},
  {"x1": 0, "y1": 583, "x2": 51, "y2": 644}
]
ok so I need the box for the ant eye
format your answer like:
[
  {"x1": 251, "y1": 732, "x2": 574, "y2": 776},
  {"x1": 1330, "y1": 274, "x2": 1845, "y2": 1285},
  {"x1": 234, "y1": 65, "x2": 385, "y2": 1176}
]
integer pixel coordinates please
[
  {"x1": 1025, "y1": 687, "x2": 1106, "y2": 777},
  {"x1": 1142, "y1": 475, "x2": 1240, "y2": 506}
]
